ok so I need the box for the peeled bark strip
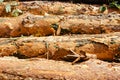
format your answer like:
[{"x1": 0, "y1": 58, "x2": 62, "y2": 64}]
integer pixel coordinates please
[
  {"x1": 0, "y1": 1, "x2": 120, "y2": 17},
  {"x1": 0, "y1": 13, "x2": 119, "y2": 37},
  {"x1": 0, "y1": 57, "x2": 120, "y2": 80},
  {"x1": 0, "y1": 32, "x2": 120, "y2": 62}
]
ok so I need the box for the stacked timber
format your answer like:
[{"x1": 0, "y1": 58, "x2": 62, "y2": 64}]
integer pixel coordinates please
[{"x1": 0, "y1": 1, "x2": 119, "y2": 80}]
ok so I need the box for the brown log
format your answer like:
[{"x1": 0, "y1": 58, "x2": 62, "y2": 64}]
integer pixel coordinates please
[
  {"x1": 0, "y1": 32, "x2": 120, "y2": 62},
  {"x1": 0, "y1": 13, "x2": 55, "y2": 37},
  {"x1": 59, "y1": 14, "x2": 120, "y2": 34},
  {"x1": 0, "y1": 13, "x2": 119, "y2": 37},
  {"x1": 0, "y1": 57, "x2": 120, "y2": 80},
  {"x1": 0, "y1": 1, "x2": 119, "y2": 80},
  {"x1": 0, "y1": 1, "x2": 119, "y2": 17}
]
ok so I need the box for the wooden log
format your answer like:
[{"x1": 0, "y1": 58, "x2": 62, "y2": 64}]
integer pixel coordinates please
[
  {"x1": 0, "y1": 13, "x2": 119, "y2": 37},
  {"x1": 0, "y1": 32, "x2": 120, "y2": 62},
  {"x1": 59, "y1": 14, "x2": 120, "y2": 34},
  {"x1": 0, "y1": 1, "x2": 119, "y2": 17},
  {"x1": 0, "y1": 57, "x2": 120, "y2": 80},
  {"x1": 0, "y1": 13, "x2": 55, "y2": 37}
]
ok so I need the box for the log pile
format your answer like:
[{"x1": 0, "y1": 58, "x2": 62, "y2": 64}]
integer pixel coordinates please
[{"x1": 0, "y1": 1, "x2": 119, "y2": 80}]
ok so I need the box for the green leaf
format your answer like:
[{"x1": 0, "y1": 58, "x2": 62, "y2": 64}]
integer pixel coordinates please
[
  {"x1": 5, "y1": 4, "x2": 11, "y2": 13},
  {"x1": 51, "y1": 23, "x2": 59, "y2": 30},
  {"x1": 109, "y1": 1, "x2": 120, "y2": 9},
  {"x1": 100, "y1": 6, "x2": 107, "y2": 12},
  {"x1": 12, "y1": 9, "x2": 22, "y2": 17}
]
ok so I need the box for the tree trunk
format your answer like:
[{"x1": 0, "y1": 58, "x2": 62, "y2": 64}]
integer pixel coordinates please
[
  {"x1": 0, "y1": 13, "x2": 119, "y2": 37},
  {"x1": 0, "y1": 32, "x2": 120, "y2": 62},
  {"x1": 0, "y1": 1, "x2": 120, "y2": 17},
  {"x1": 0, "y1": 57, "x2": 120, "y2": 80}
]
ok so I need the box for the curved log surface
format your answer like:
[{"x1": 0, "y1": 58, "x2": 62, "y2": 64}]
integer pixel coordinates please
[
  {"x1": 0, "y1": 13, "x2": 119, "y2": 37},
  {"x1": 0, "y1": 32, "x2": 120, "y2": 62},
  {"x1": 0, "y1": 1, "x2": 119, "y2": 80},
  {"x1": 0, "y1": 57, "x2": 120, "y2": 80},
  {"x1": 0, "y1": 1, "x2": 120, "y2": 17}
]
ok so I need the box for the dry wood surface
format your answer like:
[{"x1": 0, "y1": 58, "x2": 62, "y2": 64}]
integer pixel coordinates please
[
  {"x1": 0, "y1": 1, "x2": 119, "y2": 80},
  {"x1": 0, "y1": 57, "x2": 120, "y2": 80},
  {"x1": 0, "y1": 13, "x2": 119, "y2": 37}
]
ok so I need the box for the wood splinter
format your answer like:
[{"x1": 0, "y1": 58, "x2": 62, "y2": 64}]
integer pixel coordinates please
[
  {"x1": 69, "y1": 49, "x2": 89, "y2": 65},
  {"x1": 44, "y1": 41, "x2": 50, "y2": 59}
]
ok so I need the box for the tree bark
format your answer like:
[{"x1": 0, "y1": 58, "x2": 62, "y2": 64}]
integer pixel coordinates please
[
  {"x1": 0, "y1": 1, "x2": 119, "y2": 80},
  {"x1": 0, "y1": 13, "x2": 119, "y2": 37},
  {"x1": 0, "y1": 32, "x2": 120, "y2": 62},
  {"x1": 0, "y1": 57, "x2": 120, "y2": 80},
  {"x1": 0, "y1": 1, "x2": 120, "y2": 17}
]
